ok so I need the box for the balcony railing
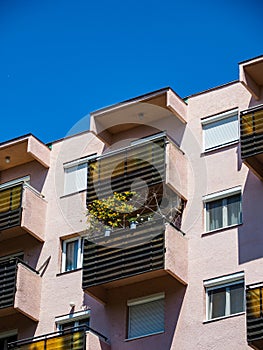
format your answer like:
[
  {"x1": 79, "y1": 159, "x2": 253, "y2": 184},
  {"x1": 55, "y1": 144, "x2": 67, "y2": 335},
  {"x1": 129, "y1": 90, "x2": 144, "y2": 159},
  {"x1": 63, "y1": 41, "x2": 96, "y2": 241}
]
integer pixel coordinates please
[
  {"x1": 0, "y1": 258, "x2": 18, "y2": 310},
  {"x1": 83, "y1": 219, "x2": 165, "y2": 289},
  {"x1": 0, "y1": 184, "x2": 23, "y2": 231},
  {"x1": 240, "y1": 105, "x2": 263, "y2": 179},
  {"x1": 246, "y1": 283, "x2": 263, "y2": 349},
  {"x1": 0, "y1": 183, "x2": 46, "y2": 241},
  {"x1": 8, "y1": 326, "x2": 109, "y2": 350},
  {"x1": 87, "y1": 135, "x2": 166, "y2": 204},
  {"x1": 240, "y1": 105, "x2": 263, "y2": 159}
]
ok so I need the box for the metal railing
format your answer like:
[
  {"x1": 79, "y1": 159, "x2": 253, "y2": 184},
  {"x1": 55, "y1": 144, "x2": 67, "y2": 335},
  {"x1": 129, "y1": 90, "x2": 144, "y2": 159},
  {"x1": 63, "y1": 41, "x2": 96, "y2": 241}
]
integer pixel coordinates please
[
  {"x1": 8, "y1": 325, "x2": 108, "y2": 349},
  {"x1": 240, "y1": 105, "x2": 263, "y2": 159},
  {"x1": 246, "y1": 282, "x2": 263, "y2": 344},
  {"x1": 0, "y1": 258, "x2": 38, "y2": 310}
]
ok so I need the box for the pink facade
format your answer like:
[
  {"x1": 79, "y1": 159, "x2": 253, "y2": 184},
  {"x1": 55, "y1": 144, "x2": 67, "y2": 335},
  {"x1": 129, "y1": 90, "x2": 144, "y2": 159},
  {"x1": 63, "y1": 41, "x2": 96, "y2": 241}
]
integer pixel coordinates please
[{"x1": 0, "y1": 55, "x2": 263, "y2": 350}]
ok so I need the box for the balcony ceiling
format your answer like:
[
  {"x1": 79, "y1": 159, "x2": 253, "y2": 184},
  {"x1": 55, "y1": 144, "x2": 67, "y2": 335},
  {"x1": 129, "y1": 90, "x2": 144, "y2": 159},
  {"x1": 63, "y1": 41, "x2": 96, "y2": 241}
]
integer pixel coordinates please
[
  {"x1": 90, "y1": 88, "x2": 187, "y2": 143},
  {"x1": 244, "y1": 61, "x2": 263, "y2": 86},
  {"x1": 0, "y1": 135, "x2": 50, "y2": 171}
]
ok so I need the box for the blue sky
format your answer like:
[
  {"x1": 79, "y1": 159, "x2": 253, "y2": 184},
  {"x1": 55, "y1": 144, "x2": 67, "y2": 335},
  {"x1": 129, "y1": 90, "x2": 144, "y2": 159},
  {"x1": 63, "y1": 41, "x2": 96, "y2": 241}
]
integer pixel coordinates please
[{"x1": 0, "y1": 0, "x2": 262, "y2": 143}]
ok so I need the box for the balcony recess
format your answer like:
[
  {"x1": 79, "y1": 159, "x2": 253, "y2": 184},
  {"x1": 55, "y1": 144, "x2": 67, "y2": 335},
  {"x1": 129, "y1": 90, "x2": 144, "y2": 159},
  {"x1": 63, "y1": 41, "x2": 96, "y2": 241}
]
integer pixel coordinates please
[
  {"x1": 240, "y1": 105, "x2": 263, "y2": 180},
  {"x1": 90, "y1": 88, "x2": 187, "y2": 145}
]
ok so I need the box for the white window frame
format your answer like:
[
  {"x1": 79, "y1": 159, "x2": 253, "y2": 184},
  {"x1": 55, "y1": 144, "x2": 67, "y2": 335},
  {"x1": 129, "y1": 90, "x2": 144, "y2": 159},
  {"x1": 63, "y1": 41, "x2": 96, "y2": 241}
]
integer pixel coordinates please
[
  {"x1": 203, "y1": 186, "x2": 242, "y2": 232},
  {"x1": 202, "y1": 109, "x2": 239, "y2": 152},
  {"x1": 56, "y1": 310, "x2": 90, "y2": 331},
  {"x1": 61, "y1": 237, "x2": 83, "y2": 273},
  {"x1": 204, "y1": 272, "x2": 245, "y2": 321},
  {"x1": 127, "y1": 293, "x2": 165, "y2": 340},
  {"x1": 63, "y1": 155, "x2": 96, "y2": 196}
]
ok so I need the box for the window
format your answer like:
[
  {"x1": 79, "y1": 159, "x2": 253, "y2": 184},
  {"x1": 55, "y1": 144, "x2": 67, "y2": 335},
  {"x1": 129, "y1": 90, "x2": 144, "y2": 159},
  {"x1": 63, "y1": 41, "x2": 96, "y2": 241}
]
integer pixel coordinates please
[
  {"x1": 202, "y1": 109, "x2": 238, "y2": 151},
  {"x1": 205, "y1": 272, "x2": 244, "y2": 321},
  {"x1": 204, "y1": 187, "x2": 242, "y2": 232},
  {"x1": 56, "y1": 310, "x2": 90, "y2": 331},
  {"x1": 61, "y1": 237, "x2": 83, "y2": 272},
  {"x1": 0, "y1": 331, "x2": 17, "y2": 350},
  {"x1": 64, "y1": 162, "x2": 88, "y2": 195},
  {"x1": 127, "y1": 293, "x2": 164, "y2": 339}
]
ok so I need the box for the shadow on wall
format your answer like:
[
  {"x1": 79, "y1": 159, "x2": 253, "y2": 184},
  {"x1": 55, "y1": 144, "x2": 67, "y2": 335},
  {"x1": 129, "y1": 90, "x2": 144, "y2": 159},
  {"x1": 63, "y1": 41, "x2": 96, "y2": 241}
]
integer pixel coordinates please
[
  {"x1": 238, "y1": 170, "x2": 263, "y2": 264},
  {"x1": 102, "y1": 275, "x2": 186, "y2": 350}
]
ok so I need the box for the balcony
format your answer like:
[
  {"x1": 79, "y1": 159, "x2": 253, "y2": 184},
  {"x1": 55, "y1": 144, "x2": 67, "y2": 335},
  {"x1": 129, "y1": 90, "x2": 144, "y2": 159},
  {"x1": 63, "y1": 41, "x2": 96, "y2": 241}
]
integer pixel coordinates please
[
  {"x1": 240, "y1": 105, "x2": 263, "y2": 179},
  {"x1": 8, "y1": 326, "x2": 110, "y2": 350},
  {"x1": 0, "y1": 134, "x2": 50, "y2": 171},
  {"x1": 0, "y1": 183, "x2": 47, "y2": 241},
  {"x1": 86, "y1": 134, "x2": 187, "y2": 203},
  {"x1": 0, "y1": 258, "x2": 41, "y2": 321},
  {"x1": 82, "y1": 219, "x2": 188, "y2": 303}
]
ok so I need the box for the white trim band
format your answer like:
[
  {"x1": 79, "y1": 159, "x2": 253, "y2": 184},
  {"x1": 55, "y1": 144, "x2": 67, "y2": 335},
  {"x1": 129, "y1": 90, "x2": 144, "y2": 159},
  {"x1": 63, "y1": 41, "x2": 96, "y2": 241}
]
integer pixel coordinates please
[
  {"x1": 204, "y1": 271, "x2": 244, "y2": 288},
  {"x1": 201, "y1": 108, "x2": 238, "y2": 125},
  {"x1": 203, "y1": 186, "x2": 242, "y2": 202}
]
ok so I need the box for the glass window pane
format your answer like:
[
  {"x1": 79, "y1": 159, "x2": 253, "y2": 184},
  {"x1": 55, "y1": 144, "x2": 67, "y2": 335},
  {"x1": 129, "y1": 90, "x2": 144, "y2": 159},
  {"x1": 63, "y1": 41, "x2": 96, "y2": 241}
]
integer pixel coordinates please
[
  {"x1": 207, "y1": 200, "x2": 223, "y2": 231},
  {"x1": 66, "y1": 241, "x2": 78, "y2": 271},
  {"x1": 209, "y1": 287, "x2": 226, "y2": 319},
  {"x1": 204, "y1": 115, "x2": 238, "y2": 150},
  {"x1": 60, "y1": 321, "x2": 76, "y2": 330},
  {"x1": 230, "y1": 283, "x2": 244, "y2": 314},
  {"x1": 227, "y1": 195, "x2": 241, "y2": 226},
  {"x1": 78, "y1": 317, "x2": 90, "y2": 327}
]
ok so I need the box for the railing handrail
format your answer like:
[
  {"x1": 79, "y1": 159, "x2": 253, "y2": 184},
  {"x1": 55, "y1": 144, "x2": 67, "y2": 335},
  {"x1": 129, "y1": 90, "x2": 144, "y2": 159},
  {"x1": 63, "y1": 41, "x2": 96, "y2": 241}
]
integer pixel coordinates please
[
  {"x1": 8, "y1": 325, "x2": 108, "y2": 348},
  {"x1": 246, "y1": 282, "x2": 263, "y2": 289},
  {"x1": 240, "y1": 103, "x2": 263, "y2": 115},
  {"x1": 23, "y1": 182, "x2": 45, "y2": 199}
]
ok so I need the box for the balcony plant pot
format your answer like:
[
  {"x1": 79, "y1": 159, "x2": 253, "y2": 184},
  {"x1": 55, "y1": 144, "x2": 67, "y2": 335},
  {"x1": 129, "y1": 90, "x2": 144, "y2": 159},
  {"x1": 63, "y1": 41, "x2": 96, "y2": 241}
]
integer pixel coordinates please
[
  {"x1": 129, "y1": 221, "x2": 137, "y2": 230},
  {"x1": 104, "y1": 227, "x2": 112, "y2": 236}
]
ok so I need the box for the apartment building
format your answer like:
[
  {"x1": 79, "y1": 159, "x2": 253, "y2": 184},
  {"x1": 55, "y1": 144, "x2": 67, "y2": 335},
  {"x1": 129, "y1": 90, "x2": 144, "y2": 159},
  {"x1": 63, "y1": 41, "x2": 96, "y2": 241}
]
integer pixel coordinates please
[{"x1": 0, "y1": 55, "x2": 263, "y2": 350}]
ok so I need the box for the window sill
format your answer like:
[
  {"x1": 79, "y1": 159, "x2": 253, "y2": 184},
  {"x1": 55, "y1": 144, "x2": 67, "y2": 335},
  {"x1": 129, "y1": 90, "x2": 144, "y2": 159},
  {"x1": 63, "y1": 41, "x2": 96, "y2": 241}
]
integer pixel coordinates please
[
  {"x1": 203, "y1": 311, "x2": 245, "y2": 324},
  {"x1": 56, "y1": 268, "x2": 82, "y2": 277},
  {"x1": 201, "y1": 140, "x2": 239, "y2": 156},
  {"x1": 202, "y1": 223, "x2": 242, "y2": 237},
  {"x1": 125, "y1": 331, "x2": 164, "y2": 342}
]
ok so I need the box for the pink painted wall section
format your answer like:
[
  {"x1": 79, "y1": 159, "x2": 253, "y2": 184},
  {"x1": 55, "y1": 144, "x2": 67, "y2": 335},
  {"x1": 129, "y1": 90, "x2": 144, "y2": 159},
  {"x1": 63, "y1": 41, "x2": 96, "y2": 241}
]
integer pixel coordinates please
[
  {"x1": 21, "y1": 186, "x2": 47, "y2": 242},
  {"x1": 167, "y1": 89, "x2": 187, "y2": 123},
  {"x1": 14, "y1": 263, "x2": 41, "y2": 322},
  {"x1": 35, "y1": 132, "x2": 108, "y2": 337},
  {"x1": 86, "y1": 332, "x2": 111, "y2": 350},
  {"x1": 27, "y1": 135, "x2": 50, "y2": 168},
  {"x1": 166, "y1": 140, "x2": 187, "y2": 199},
  {"x1": 165, "y1": 224, "x2": 188, "y2": 284}
]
